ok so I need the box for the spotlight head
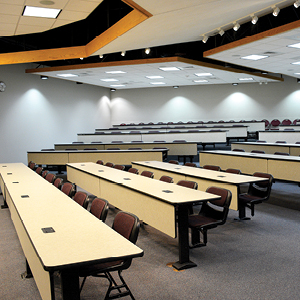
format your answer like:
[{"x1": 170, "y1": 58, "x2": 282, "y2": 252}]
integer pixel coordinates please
[
  {"x1": 297, "y1": 78, "x2": 300, "y2": 83},
  {"x1": 173, "y1": 86, "x2": 179, "y2": 89},
  {"x1": 40, "y1": 75, "x2": 48, "y2": 80},
  {"x1": 294, "y1": 0, "x2": 300, "y2": 8},
  {"x1": 273, "y1": 6, "x2": 280, "y2": 16},
  {"x1": 121, "y1": 51, "x2": 126, "y2": 56},
  {"x1": 251, "y1": 15, "x2": 258, "y2": 24},
  {"x1": 99, "y1": 54, "x2": 103, "y2": 58},
  {"x1": 233, "y1": 22, "x2": 240, "y2": 31},
  {"x1": 218, "y1": 29, "x2": 225, "y2": 36},
  {"x1": 202, "y1": 35, "x2": 209, "y2": 43},
  {"x1": 145, "y1": 48, "x2": 151, "y2": 55},
  {"x1": 232, "y1": 83, "x2": 238, "y2": 86},
  {"x1": 110, "y1": 88, "x2": 116, "y2": 92}
]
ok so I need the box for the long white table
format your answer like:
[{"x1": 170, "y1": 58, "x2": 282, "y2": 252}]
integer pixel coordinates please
[
  {"x1": 258, "y1": 130, "x2": 300, "y2": 143},
  {"x1": 131, "y1": 161, "x2": 266, "y2": 211},
  {"x1": 0, "y1": 163, "x2": 143, "y2": 300},
  {"x1": 66, "y1": 162, "x2": 220, "y2": 270},
  {"x1": 199, "y1": 150, "x2": 300, "y2": 182}
]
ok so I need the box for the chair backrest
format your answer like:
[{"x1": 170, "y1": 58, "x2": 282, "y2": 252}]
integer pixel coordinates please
[
  {"x1": 112, "y1": 211, "x2": 140, "y2": 244},
  {"x1": 45, "y1": 172, "x2": 56, "y2": 184},
  {"x1": 275, "y1": 140, "x2": 287, "y2": 143},
  {"x1": 96, "y1": 160, "x2": 104, "y2": 165},
  {"x1": 256, "y1": 140, "x2": 267, "y2": 143},
  {"x1": 225, "y1": 168, "x2": 241, "y2": 174},
  {"x1": 248, "y1": 172, "x2": 273, "y2": 201},
  {"x1": 106, "y1": 147, "x2": 120, "y2": 150},
  {"x1": 232, "y1": 148, "x2": 245, "y2": 152},
  {"x1": 201, "y1": 187, "x2": 232, "y2": 225},
  {"x1": 53, "y1": 177, "x2": 63, "y2": 190},
  {"x1": 251, "y1": 150, "x2": 265, "y2": 154},
  {"x1": 274, "y1": 152, "x2": 289, "y2": 156},
  {"x1": 140, "y1": 170, "x2": 154, "y2": 178},
  {"x1": 90, "y1": 198, "x2": 109, "y2": 222},
  {"x1": 177, "y1": 180, "x2": 198, "y2": 190},
  {"x1": 271, "y1": 119, "x2": 280, "y2": 126},
  {"x1": 73, "y1": 191, "x2": 89, "y2": 209},
  {"x1": 114, "y1": 164, "x2": 125, "y2": 171},
  {"x1": 184, "y1": 162, "x2": 197, "y2": 167},
  {"x1": 168, "y1": 160, "x2": 179, "y2": 164},
  {"x1": 203, "y1": 165, "x2": 221, "y2": 171},
  {"x1": 28, "y1": 161, "x2": 35, "y2": 169},
  {"x1": 61, "y1": 182, "x2": 76, "y2": 198},
  {"x1": 105, "y1": 162, "x2": 115, "y2": 167},
  {"x1": 41, "y1": 170, "x2": 49, "y2": 178},
  {"x1": 159, "y1": 175, "x2": 174, "y2": 183},
  {"x1": 35, "y1": 166, "x2": 43, "y2": 175},
  {"x1": 128, "y1": 168, "x2": 139, "y2": 174}
]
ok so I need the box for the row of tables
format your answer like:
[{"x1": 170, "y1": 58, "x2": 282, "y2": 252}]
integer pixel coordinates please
[{"x1": 0, "y1": 163, "x2": 143, "y2": 300}]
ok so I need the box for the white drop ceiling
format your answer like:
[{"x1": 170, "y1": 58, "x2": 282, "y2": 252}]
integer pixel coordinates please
[{"x1": 1, "y1": 0, "x2": 299, "y2": 88}]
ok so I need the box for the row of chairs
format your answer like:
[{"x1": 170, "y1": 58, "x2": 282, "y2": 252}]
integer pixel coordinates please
[
  {"x1": 233, "y1": 148, "x2": 290, "y2": 156},
  {"x1": 29, "y1": 160, "x2": 139, "y2": 300}
]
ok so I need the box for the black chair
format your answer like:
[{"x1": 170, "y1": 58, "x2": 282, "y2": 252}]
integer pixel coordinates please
[
  {"x1": 61, "y1": 182, "x2": 76, "y2": 198},
  {"x1": 188, "y1": 186, "x2": 232, "y2": 248},
  {"x1": 159, "y1": 175, "x2": 174, "y2": 183},
  {"x1": 203, "y1": 165, "x2": 221, "y2": 171},
  {"x1": 237, "y1": 172, "x2": 273, "y2": 220},
  {"x1": 90, "y1": 198, "x2": 109, "y2": 222},
  {"x1": 140, "y1": 170, "x2": 154, "y2": 178},
  {"x1": 73, "y1": 191, "x2": 89, "y2": 209},
  {"x1": 79, "y1": 211, "x2": 141, "y2": 299}
]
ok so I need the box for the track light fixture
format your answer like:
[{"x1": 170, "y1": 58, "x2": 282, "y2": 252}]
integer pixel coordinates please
[
  {"x1": 218, "y1": 28, "x2": 225, "y2": 36},
  {"x1": 121, "y1": 51, "x2": 126, "y2": 56},
  {"x1": 202, "y1": 35, "x2": 208, "y2": 43},
  {"x1": 251, "y1": 15, "x2": 258, "y2": 24},
  {"x1": 272, "y1": 6, "x2": 280, "y2": 16},
  {"x1": 99, "y1": 54, "x2": 103, "y2": 58},
  {"x1": 145, "y1": 48, "x2": 151, "y2": 55},
  {"x1": 294, "y1": 0, "x2": 300, "y2": 8},
  {"x1": 297, "y1": 78, "x2": 300, "y2": 83},
  {"x1": 110, "y1": 88, "x2": 116, "y2": 92},
  {"x1": 232, "y1": 83, "x2": 238, "y2": 86},
  {"x1": 233, "y1": 22, "x2": 240, "y2": 31},
  {"x1": 40, "y1": 75, "x2": 48, "y2": 80}
]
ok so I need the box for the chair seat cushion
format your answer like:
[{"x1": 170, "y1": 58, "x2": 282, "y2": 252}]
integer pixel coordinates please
[
  {"x1": 79, "y1": 260, "x2": 123, "y2": 277},
  {"x1": 239, "y1": 193, "x2": 264, "y2": 204},
  {"x1": 188, "y1": 215, "x2": 220, "y2": 229}
]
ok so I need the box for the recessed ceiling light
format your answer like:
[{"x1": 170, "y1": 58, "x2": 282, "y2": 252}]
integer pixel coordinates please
[
  {"x1": 291, "y1": 61, "x2": 300, "y2": 65},
  {"x1": 195, "y1": 73, "x2": 213, "y2": 77},
  {"x1": 101, "y1": 79, "x2": 119, "y2": 82},
  {"x1": 294, "y1": 72, "x2": 300, "y2": 75},
  {"x1": 150, "y1": 82, "x2": 166, "y2": 85},
  {"x1": 241, "y1": 54, "x2": 268, "y2": 61},
  {"x1": 110, "y1": 85, "x2": 125, "y2": 87},
  {"x1": 159, "y1": 67, "x2": 181, "y2": 71},
  {"x1": 193, "y1": 80, "x2": 208, "y2": 83},
  {"x1": 23, "y1": 6, "x2": 61, "y2": 18},
  {"x1": 239, "y1": 77, "x2": 254, "y2": 81},
  {"x1": 105, "y1": 71, "x2": 126, "y2": 74},
  {"x1": 57, "y1": 73, "x2": 78, "y2": 77},
  {"x1": 287, "y1": 42, "x2": 300, "y2": 49},
  {"x1": 146, "y1": 76, "x2": 164, "y2": 79}
]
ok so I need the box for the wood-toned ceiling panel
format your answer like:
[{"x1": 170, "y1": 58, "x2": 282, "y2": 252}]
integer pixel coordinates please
[
  {"x1": 0, "y1": 0, "x2": 25, "y2": 4},
  {"x1": 58, "y1": 9, "x2": 93, "y2": 21},
  {"x1": 64, "y1": 0, "x2": 103, "y2": 13},
  {"x1": 15, "y1": 24, "x2": 51, "y2": 35},
  {"x1": 0, "y1": 24, "x2": 17, "y2": 36},
  {"x1": 0, "y1": 3, "x2": 23, "y2": 16}
]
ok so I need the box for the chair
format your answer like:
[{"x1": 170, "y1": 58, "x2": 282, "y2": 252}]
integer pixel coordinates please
[
  {"x1": 159, "y1": 175, "x2": 174, "y2": 183},
  {"x1": 73, "y1": 191, "x2": 89, "y2": 209},
  {"x1": 140, "y1": 170, "x2": 154, "y2": 178},
  {"x1": 237, "y1": 172, "x2": 273, "y2": 220},
  {"x1": 45, "y1": 172, "x2": 56, "y2": 184},
  {"x1": 105, "y1": 162, "x2": 115, "y2": 168},
  {"x1": 114, "y1": 164, "x2": 125, "y2": 171},
  {"x1": 96, "y1": 160, "x2": 104, "y2": 165},
  {"x1": 53, "y1": 177, "x2": 63, "y2": 190},
  {"x1": 168, "y1": 160, "x2": 179, "y2": 164},
  {"x1": 232, "y1": 148, "x2": 245, "y2": 152},
  {"x1": 128, "y1": 147, "x2": 143, "y2": 150},
  {"x1": 281, "y1": 119, "x2": 292, "y2": 125},
  {"x1": 203, "y1": 165, "x2": 221, "y2": 171},
  {"x1": 106, "y1": 148, "x2": 121, "y2": 150},
  {"x1": 79, "y1": 211, "x2": 140, "y2": 299},
  {"x1": 35, "y1": 166, "x2": 43, "y2": 175},
  {"x1": 275, "y1": 141, "x2": 287, "y2": 143},
  {"x1": 261, "y1": 119, "x2": 269, "y2": 128},
  {"x1": 90, "y1": 198, "x2": 109, "y2": 222},
  {"x1": 251, "y1": 150, "x2": 265, "y2": 154},
  {"x1": 274, "y1": 152, "x2": 289, "y2": 156},
  {"x1": 184, "y1": 162, "x2": 197, "y2": 167},
  {"x1": 28, "y1": 161, "x2": 35, "y2": 170},
  {"x1": 256, "y1": 140, "x2": 267, "y2": 143},
  {"x1": 128, "y1": 168, "x2": 139, "y2": 174},
  {"x1": 41, "y1": 170, "x2": 49, "y2": 178},
  {"x1": 270, "y1": 119, "x2": 280, "y2": 127},
  {"x1": 177, "y1": 180, "x2": 198, "y2": 190},
  {"x1": 225, "y1": 168, "x2": 241, "y2": 174},
  {"x1": 61, "y1": 182, "x2": 76, "y2": 198},
  {"x1": 188, "y1": 186, "x2": 232, "y2": 248}
]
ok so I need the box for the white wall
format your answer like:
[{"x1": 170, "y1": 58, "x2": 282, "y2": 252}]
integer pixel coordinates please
[
  {"x1": 110, "y1": 75, "x2": 300, "y2": 125},
  {"x1": 0, "y1": 64, "x2": 111, "y2": 164}
]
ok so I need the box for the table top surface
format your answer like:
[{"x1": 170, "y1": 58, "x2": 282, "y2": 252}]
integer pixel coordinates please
[
  {"x1": 132, "y1": 160, "x2": 267, "y2": 184},
  {"x1": 0, "y1": 163, "x2": 143, "y2": 271},
  {"x1": 201, "y1": 150, "x2": 300, "y2": 162},
  {"x1": 28, "y1": 148, "x2": 168, "y2": 153},
  {"x1": 232, "y1": 142, "x2": 300, "y2": 147},
  {"x1": 67, "y1": 162, "x2": 221, "y2": 205}
]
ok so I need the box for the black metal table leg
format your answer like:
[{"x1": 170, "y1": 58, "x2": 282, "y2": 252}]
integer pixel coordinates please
[{"x1": 60, "y1": 269, "x2": 80, "y2": 300}]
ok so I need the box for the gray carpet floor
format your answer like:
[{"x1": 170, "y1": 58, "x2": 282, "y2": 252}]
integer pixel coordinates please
[{"x1": 1, "y1": 178, "x2": 300, "y2": 299}]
